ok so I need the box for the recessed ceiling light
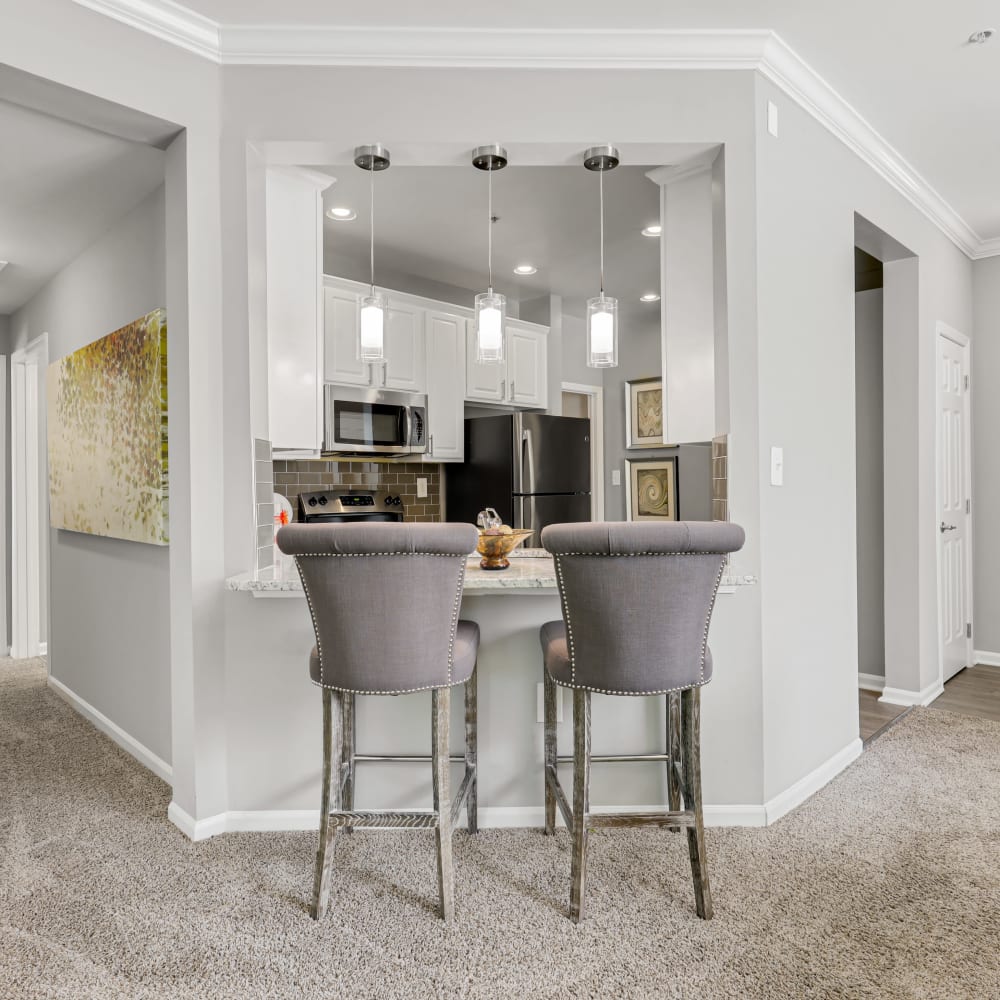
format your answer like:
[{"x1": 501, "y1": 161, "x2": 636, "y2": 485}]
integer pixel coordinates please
[
  {"x1": 640, "y1": 292, "x2": 660, "y2": 303},
  {"x1": 513, "y1": 264, "x2": 538, "y2": 275},
  {"x1": 326, "y1": 206, "x2": 357, "y2": 221},
  {"x1": 969, "y1": 28, "x2": 995, "y2": 44},
  {"x1": 641, "y1": 224, "x2": 662, "y2": 238}
]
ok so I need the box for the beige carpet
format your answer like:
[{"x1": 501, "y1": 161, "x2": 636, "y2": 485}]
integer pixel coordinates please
[{"x1": 2, "y1": 658, "x2": 998, "y2": 1000}]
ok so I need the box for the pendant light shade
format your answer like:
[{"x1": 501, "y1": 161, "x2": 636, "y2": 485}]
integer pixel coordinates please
[
  {"x1": 583, "y1": 145, "x2": 620, "y2": 369},
  {"x1": 354, "y1": 144, "x2": 390, "y2": 365},
  {"x1": 472, "y1": 145, "x2": 508, "y2": 365}
]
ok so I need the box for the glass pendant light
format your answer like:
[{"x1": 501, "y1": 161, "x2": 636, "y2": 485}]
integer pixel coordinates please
[
  {"x1": 583, "y1": 145, "x2": 620, "y2": 368},
  {"x1": 472, "y1": 144, "x2": 508, "y2": 364},
  {"x1": 354, "y1": 144, "x2": 390, "y2": 365}
]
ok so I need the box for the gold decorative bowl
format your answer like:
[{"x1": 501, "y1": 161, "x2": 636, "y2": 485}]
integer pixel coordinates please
[{"x1": 475, "y1": 529, "x2": 534, "y2": 570}]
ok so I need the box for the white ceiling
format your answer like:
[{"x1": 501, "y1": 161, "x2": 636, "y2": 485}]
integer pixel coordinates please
[
  {"x1": 97, "y1": 0, "x2": 1000, "y2": 246},
  {"x1": 322, "y1": 162, "x2": 666, "y2": 326},
  {"x1": 0, "y1": 100, "x2": 165, "y2": 315}
]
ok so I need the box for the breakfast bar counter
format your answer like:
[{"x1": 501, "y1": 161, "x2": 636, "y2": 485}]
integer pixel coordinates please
[{"x1": 222, "y1": 549, "x2": 753, "y2": 832}]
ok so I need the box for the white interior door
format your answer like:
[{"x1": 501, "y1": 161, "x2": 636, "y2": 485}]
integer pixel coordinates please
[{"x1": 937, "y1": 327, "x2": 972, "y2": 682}]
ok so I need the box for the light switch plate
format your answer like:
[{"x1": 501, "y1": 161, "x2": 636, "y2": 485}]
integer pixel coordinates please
[
  {"x1": 537, "y1": 682, "x2": 564, "y2": 723},
  {"x1": 770, "y1": 446, "x2": 784, "y2": 486},
  {"x1": 611, "y1": 469, "x2": 621, "y2": 487},
  {"x1": 416, "y1": 477, "x2": 428, "y2": 498},
  {"x1": 767, "y1": 100, "x2": 779, "y2": 137}
]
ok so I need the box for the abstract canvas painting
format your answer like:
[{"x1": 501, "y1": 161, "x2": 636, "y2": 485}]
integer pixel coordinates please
[
  {"x1": 47, "y1": 308, "x2": 168, "y2": 545},
  {"x1": 625, "y1": 457, "x2": 677, "y2": 522}
]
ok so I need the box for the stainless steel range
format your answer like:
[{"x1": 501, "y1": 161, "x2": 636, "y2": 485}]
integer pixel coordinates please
[{"x1": 296, "y1": 489, "x2": 405, "y2": 524}]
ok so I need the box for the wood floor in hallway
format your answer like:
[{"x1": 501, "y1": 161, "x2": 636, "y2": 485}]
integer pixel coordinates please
[{"x1": 860, "y1": 663, "x2": 1000, "y2": 743}]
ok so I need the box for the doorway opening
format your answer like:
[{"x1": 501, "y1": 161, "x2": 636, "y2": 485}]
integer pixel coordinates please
[
  {"x1": 561, "y1": 382, "x2": 605, "y2": 520},
  {"x1": 11, "y1": 333, "x2": 48, "y2": 661}
]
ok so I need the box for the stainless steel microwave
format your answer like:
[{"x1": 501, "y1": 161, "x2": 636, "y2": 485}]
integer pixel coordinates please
[{"x1": 323, "y1": 384, "x2": 427, "y2": 457}]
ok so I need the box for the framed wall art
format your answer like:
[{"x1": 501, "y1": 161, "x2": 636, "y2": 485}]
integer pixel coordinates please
[
  {"x1": 625, "y1": 457, "x2": 677, "y2": 522},
  {"x1": 625, "y1": 376, "x2": 663, "y2": 448}
]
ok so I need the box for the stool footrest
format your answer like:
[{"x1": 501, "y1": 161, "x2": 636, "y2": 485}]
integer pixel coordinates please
[
  {"x1": 555, "y1": 753, "x2": 672, "y2": 764},
  {"x1": 590, "y1": 811, "x2": 695, "y2": 829},
  {"x1": 327, "y1": 810, "x2": 439, "y2": 830}
]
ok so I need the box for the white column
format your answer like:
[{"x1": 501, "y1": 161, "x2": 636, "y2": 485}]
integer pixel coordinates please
[{"x1": 648, "y1": 157, "x2": 718, "y2": 444}]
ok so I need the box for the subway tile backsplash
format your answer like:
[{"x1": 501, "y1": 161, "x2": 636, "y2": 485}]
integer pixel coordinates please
[
  {"x1": 273, "y1": 460, "x2": 443, "y2": 523},
  {"x1": 711, "y1": 435, "x2": 729, "y2": 523}
]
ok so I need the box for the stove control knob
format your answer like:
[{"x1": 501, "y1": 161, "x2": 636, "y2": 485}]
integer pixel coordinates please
[
  {"x1": 393, "y1": 496, "x2": 402, "y2": 506},
  {"x1": 384, "y1": 496, "x2": 392, "y2": 505},
  {"x1": 308, "y1": 497, "x2": 318, "y2": 507},
  {"x1": 318, "y1": 495, "x2": 327, "y2": 506}
]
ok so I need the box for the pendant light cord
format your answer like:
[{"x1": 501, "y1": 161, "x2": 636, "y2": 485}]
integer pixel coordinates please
[
  {"x1": 599, "y1": 167, "x2": 605, "y2": 299},
  {"x1": 487, "y1": 166, "x2": 494, "y2": 294},
  {"x1": 369, "y1": 163, "x2": 376, "y2": 296}
]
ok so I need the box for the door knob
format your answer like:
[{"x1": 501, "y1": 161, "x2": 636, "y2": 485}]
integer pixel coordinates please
[{"x1": 940, "y1": 522, "x2": 957, "y2": 533}]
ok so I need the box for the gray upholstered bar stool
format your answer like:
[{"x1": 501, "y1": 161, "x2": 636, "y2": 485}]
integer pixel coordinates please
[
  {"x1": 539, "y1": 521, "x2": 745, "y2": 923},
  {"x1": 276, "y1": 522, "x2": 480, "y2": 923}
]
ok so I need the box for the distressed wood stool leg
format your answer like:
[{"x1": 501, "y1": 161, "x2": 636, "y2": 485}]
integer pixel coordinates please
[
  {"x1": 667, "y1": 690, "x2": 683, "y2": 832},
  {"x1": 569, "y1": 688, "x2": 591, "y2": 923},
  {"x1": 543, "y1": 669, "x2": 558, "y2": 835},
  {"x1": 682, "y1": 687, "x2": 713, "y2": 919},
  {"x1": 341, "y1": 693, "x2": 355, "y2": 833},
  {"x1": 312, "y1": 687, "x2": 343, "y2": 920},
  {"x1": 432, "y1": 687, "x2": 454, "y2": 922},
  {"x1": 465, "y1": 665, "x2": 478, "y2": 834}
]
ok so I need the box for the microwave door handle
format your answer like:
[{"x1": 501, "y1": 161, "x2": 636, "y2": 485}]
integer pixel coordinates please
[{"x1": 404, "y1": 406, "x2": 412, "y2": 453}]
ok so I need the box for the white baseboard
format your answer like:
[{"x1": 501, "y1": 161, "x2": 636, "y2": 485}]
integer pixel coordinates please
[
  {"x1": 167, "y1": 802, "x2": 228, "y2": 841},
  {"x1": 879, "y1": 679, "x2": 944, "y2": 707},
  {"x1": 166, "y1": 801, "x2": 771, "y2": 840},
  {"x1": 47, "y1": 675, "x2": 172, "y2": 785},
  {"x1": 973, "y1": 649, "x2": 1000, "y2": 668},
  {"x1": 857, "y1": 672, "x2": 885, "y2": 692},
  {"x1": 763, "y1": 737, "x2": 863, "y2": 825}
]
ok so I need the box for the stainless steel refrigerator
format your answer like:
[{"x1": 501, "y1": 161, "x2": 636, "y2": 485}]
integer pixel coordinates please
[{"x1": 446, "y1": 413, "x2": 592, "y2": 543}]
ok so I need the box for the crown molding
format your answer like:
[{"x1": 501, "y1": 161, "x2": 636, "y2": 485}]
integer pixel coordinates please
[
  {"x1": 68, "y1": 0, "x2": 1000, "y2": 258},
  {"x1": 220, "y1": 25, "x2": 771, "y2": 69},
  {"x1": 71, "y1": 0, "x2": 220, "y2": 61},
  {"x1": 971, "y1": 237, "x2": 1000, "y2": 261}
]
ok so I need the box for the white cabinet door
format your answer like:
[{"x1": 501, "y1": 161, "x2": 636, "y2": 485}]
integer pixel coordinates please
[
  {"x1": 383, "y1": 301, "x2": 426, "y2": 393},
  {"x1": 465, "y1": 322, "x2": 505, "y2": 402},
  {"x1": 323, "y1": 284, "x2": 370, "y2": 386},
  {"x1": 507, "y1": 322, "x2": 548, "y2": 409},
  {"x1": 424, "y1": 310, "x2": 466, "y2": 462}
]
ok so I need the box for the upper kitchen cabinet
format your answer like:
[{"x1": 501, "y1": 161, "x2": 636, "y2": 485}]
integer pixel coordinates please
[
  {"x1": 323, "y1": 281, "x2": 368, "y2": 386},
  {"x1": 423, "y1": 309, "x2": 467, "y2": 462},
  {"x1": 324, "y1": 276, "x2": 427, "y2": 393},
  {"x1": 464, "y1": 319, "x2": 548, "y2": 409}
]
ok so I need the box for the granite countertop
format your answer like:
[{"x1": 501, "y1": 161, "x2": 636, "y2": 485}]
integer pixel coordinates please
[{"x1": 225, "y1": 547, "x2": 755, "y2": 596}]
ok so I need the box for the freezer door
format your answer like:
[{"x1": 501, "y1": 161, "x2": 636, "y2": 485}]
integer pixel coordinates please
[
  {"x1": 513, "y1": 493, "x2": 593, "y2": 545},
  {"x1": 514, "y1": 413, "x2": 591, "y2": 495}
]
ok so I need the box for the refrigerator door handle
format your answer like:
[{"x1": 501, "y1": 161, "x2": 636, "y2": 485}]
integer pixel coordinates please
[{"x1": 522, "y1": 428, "x2": 535, "y2": 496}]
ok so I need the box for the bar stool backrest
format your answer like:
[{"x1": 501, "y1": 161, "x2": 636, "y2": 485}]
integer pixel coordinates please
[
  {"x1": 541, "y1": 522, "x2": 745, "y2": 695},
  {"x1": 277, "y1": 522, "x2": 478, "y2": 694}
]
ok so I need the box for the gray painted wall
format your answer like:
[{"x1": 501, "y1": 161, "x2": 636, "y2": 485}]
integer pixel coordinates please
[
  {"x1": 973, "y1": 256, "x2": 1000, "y2": 655},
  {"x1": 0, "y1": 314, "x2": 9, "y2": 649},
  {"x1": 855, "y1": 289, "x2": 884, "y2": 677},
  {"x1": 7, "y1": 186, "x2": 172, "y2": 765},
  {"x1": 754, "y1": 75, "x2": 972, "y2": 799}
]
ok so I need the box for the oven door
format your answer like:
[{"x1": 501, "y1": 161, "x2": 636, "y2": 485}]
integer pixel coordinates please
[{"x1": 324, "y1": 385, "x2": 423, "y2": 456}]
